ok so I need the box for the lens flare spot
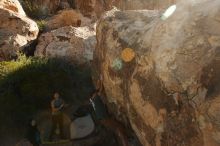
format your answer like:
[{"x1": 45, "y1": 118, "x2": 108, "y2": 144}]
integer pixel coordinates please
[
  {"x1": 161, "y1": 5, "x2": 177, "y2": 20},
  {"x1": 111, "y1": 58, "x2": 123, "y2": 71},
  {"x1": 121, "y1": 48, "x2": 136, "y2": 62}
]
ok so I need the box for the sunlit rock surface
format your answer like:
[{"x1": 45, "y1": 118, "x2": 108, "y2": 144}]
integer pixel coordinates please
[
  {"x1": 105, "y1": 0, "x2": 177, "y2": 10},
  {"x1": 35, "y1": 26, "x2": 96, "y2": 65},
  {"x1": 0, "y1": 0, "x2": 26, "y2": 16},
  {"x1": 94, "y1": 1, "x2": 220, "y2": 145},
  {"x1": 75, "y1": 0, "x2": 177, "y2": 19},
  {"x1": 0, "y1": 0, "x2": 39, "y2": 61}
]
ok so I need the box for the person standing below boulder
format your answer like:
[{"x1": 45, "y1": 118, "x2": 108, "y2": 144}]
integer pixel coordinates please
[
  {"x1": 26, "y1": 119, "x2": 41, "y2": 146},
  {"x1": 49, "y1": 92, "x2": 65, "y2": 140}
]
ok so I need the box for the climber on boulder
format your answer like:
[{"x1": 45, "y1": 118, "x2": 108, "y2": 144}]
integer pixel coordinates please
[{"x1": 89, "y1": 76, "x2": 130, "y2": 146}]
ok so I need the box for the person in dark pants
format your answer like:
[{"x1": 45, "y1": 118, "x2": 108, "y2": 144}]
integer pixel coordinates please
[
  {"x1": 49, "y1": 92, "x2": 65, "y2": 140},
  {"x1": 89, "y1": 77, "x2": 130, "y2": 146},
  {"x1": 26, "y1": 119, "x2": 41, "y2": 146}
]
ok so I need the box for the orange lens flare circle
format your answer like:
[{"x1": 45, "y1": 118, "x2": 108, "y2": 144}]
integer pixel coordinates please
[{"x1": 121, "y1": 48, "x2": 135, "y2": 62}]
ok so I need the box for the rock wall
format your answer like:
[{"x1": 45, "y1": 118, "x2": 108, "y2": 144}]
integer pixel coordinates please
[
  {"x1": 75, "y1": 0, "x2": 177, "y2": 19},
  {"x1": 94, "y1": 0, "x2": 220, "y2": 145},
  {"x1": 107, "y1": 0, "x2": 177, "y2": 10},
  {"x1": 0, "y1": 0, "x2": 39, "y2": 61}
]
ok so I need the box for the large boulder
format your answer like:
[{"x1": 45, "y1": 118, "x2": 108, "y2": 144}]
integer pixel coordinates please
[
  {"x1": 94, "y1": 1, "x2": 220, "y2": 146},
  {"x1": 0, "y1": 0, "x2": 39, "y2": 61},
  {"x1": 35, "y1": 26, "x2": 96, "y2": 65}
]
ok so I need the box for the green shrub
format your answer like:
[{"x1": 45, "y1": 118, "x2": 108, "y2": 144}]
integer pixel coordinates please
[
  {"x1": 0, "y1": 55, "x2": 94, "y2": 136},
  {"x1": 36, "y1": 20, "x2": 47, "y2": 32}
]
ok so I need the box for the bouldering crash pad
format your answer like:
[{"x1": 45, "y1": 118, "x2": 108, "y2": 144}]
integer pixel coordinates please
[{"x1": 70, "y1": 114, "x2": 95, "y2": 139}]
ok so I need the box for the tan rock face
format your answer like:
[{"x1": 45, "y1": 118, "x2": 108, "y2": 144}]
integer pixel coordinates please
[
  {"x1": 94, "y1": 1, "x2": 220, "y2": 145},
  {"x1": 75, "y1": 0, "x2": 177, "y2": 19},
  {"x1": 46, "y1": 10, "x2": 82, "y2": 30},
  {"x1": 35, "y1": 26, "x2": 96, "y2": 65},
  {"x1": 75, "y1": 0, "x2": 96, "y2": 18},
  {"x1": 107, "y1": 0, "x2": 177, "y2": 10},
  {"x1": 0, "y1": 0, "x2": 26, "y2": 16},
  {"x1": 0, "y1": 0, "x2": 39, "y2": 61}
]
